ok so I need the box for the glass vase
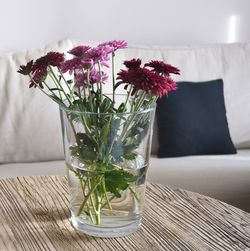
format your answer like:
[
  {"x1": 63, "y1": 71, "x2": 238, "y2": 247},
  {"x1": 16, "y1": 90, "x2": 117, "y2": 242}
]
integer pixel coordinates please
[{"x1": 59, "y1": 100, "x2": 155, "y2": 237}]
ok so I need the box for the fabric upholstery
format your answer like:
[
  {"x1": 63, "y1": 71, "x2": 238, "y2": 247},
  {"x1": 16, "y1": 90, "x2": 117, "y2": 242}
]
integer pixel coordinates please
[
  {"x1": 156, "y1": 79, "x2": 236, "y2": 157},
  {"x1": 0, "y1": 40, "x2": 74, "y2": 163}
]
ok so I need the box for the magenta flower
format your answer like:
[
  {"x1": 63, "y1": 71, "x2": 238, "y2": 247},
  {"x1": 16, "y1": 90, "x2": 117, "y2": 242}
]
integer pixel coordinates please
[
  {"x1": 89, "y1": 69, "x2": 108, "y2": 84},
  {"x1": 17, "y1": 60, "x2": 33, "y2": 75},
  {"x1": 99, "y1": 40, "x2": 128, "y2": 51},
  {"x1": 145, "y1": 60, "x2": 180, "y2": 76},
  {"x1": 85, "y1": 45, "x2": 113, "y2": 67},
  {"x1": 75, "y1": 72, "x2": 86, "y2": 87},
  {"x1": 61, "y1": 58, "x2": 93, "y2": 74},
  {"x1": 68, "y1": 45, "x2": 91, "y2": 57},
  {"x1": 76, "y1": 69, "x2": 108, "y2": 87}
]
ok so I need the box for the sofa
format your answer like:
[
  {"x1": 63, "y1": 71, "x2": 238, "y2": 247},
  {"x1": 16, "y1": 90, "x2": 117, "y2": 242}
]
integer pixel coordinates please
[{"x1": 1, "y1": 39, "x2": 250, "y2": 212}]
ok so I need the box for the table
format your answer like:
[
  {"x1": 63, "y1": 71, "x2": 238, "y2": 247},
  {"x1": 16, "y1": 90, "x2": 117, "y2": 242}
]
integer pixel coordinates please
[{"x1": 0, "y1": 176, "x2": 249, "y2": 251}]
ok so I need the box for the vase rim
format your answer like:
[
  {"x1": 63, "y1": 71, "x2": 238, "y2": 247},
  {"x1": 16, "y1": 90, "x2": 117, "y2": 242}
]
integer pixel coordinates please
[{"x1": 59, "y1": 97, "x2": 156, "y2": 116}]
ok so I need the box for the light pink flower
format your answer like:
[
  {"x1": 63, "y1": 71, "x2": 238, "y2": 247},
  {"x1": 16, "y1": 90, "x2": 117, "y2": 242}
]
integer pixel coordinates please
[{"x1": 99, "y1": 40, "x2": 128, "y2": 51}]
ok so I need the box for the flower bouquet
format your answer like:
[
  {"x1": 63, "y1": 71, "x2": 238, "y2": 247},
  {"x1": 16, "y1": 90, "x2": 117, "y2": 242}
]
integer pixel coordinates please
[{"x1": 18, "y1": 40, "x2": 179, "y2": 237}]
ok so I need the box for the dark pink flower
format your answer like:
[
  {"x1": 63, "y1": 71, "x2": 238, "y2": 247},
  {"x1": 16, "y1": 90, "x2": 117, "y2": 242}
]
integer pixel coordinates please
[
  {"x1": 17, "y1": 60, "x2": 33, "y2": 75},
  {"x1": 68, "y1": 45, "x2": 91, "y2": 57},
  {"x1": 117, "y1": 67, "x2": 177, "y2": 97},
  {"x1": 32, "y1": 52, "x2": 65, "y2": 70},
  {"x1": 124, "y1": 58, "x2": 141, "y2": 70},
  {"x1": 32, "y1": 67, "x2": 47, "y2": 85},
  {"x1": 99, "y1": 40, "x2": 127, "y2": 51},
  {"x1": 145, "y1": 60, "x2": 180, "y2": 76}
]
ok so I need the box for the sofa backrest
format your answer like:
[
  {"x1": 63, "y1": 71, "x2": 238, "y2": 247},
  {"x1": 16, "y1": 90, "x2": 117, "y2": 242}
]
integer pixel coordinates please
[
  {"x1": 1, "y1": 39, "x2": 250, "y2": 163},
  {"x1": 104, "y1": 41, "x2": 250, "y2": 154},
  {"x1": 0, "y1": 40, "x2": 74, "y2": 163}
]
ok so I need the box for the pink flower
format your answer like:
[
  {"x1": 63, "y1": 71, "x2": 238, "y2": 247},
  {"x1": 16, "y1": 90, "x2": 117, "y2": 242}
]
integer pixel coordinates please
[
  {"x1": 76, "y1": 69, "x2": 108, "y2": 87},
  {"x1": 85, "y1": 45, "x2": 113, "y2": 67},
  {"x1": 99, "y1": 40, "x2": 128, "y2": 51},
  {"x1": 68, "y1": 45, "x2": 91, "y2": 57},
  {"x1": 145, "y1": 60, "x2": 180, "y2": 76},
  {"x1": 30, "y1": 52, "x2": 65, "y2": 84},
  {"x1": 60, "y1": 58, "x2": 93, "y2": 74},
  {"x1": 89, "y1": 69, "x2": 108, "y2": 84}
]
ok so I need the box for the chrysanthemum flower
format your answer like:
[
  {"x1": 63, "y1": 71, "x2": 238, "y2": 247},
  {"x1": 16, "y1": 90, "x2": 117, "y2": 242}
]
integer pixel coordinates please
[
  {"x1": 32, "y1": 52, "x2": 65, "y2": 70},
  {"x1": 17, "y1": 60, "x2": 33, "y2": 75},
  {"x1": 75, "y1": 69, "x2": 108, "y2": 87},
  {"x1": 124, "y1": 58, "x2": 141, "y2": 69},
  {"x1": 99, "y1": 40, "x2": 128, "y2": 51},
  {"x1": 85, "y1": 45, "x2": 113, "y2": 67},
  {"x1": 145, "y1": 60, "x2": 180, "y2": 76},
  {"x1": 61, "y1": 58, "x2": 94, "y2": 74},
  {"x1": 68, "y1": 45, "x2": 91, "y2": 57},
  {"x1": 117, "y1": 64, "x2": 177, "y2": 97}
]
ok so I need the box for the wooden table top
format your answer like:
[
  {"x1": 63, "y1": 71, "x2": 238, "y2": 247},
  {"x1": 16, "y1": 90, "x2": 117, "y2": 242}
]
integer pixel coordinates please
[{"x1": 0, "y1": 175, "x2": 250, "y2": 251}]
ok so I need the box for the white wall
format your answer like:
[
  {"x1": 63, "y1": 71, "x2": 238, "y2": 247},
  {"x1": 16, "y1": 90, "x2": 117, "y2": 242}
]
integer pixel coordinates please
[{"x1": 1, "y1": 0, "x2": 250, "y2": 53}]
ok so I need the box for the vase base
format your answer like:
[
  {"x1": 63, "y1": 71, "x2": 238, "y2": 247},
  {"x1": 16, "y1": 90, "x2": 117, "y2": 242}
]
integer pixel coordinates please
[{"x1": 71, "y1": 217, "x2": 141, "y2": 238}]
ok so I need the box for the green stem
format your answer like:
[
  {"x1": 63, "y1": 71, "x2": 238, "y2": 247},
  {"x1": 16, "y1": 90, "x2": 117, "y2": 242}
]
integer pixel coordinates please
[
  {"x1": 102, "y1": 179, "x2": 112, "y2": 210},
  {"x1": 58, "y1": 68, "x2": 74, "y2": 98},
  {"x1": 129, "y1": 187, "x2": 140, "y2": 202},
  {"x1": 97, "y1": 61, "x2": 103, "y2": 105},
  {"x1": 101, "y1": 194, "x2": 115, "y2": 209},
  {"x1": 123, "y1": 85, "x2": 133, "y2": 112},
  {"x1": 77, "y1": 176, "x2": 103, "y2": 217},
  {"x1": 49, "y1": 66, "x2": 72, "y2": 105},
  {"x1": 112, "y1": 52, "x2": 115, "y2": 102}
]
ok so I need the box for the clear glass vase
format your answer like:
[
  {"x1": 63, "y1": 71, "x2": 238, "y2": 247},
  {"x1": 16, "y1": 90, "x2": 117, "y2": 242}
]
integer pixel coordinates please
[{"x1": 59, "y1": 99, "x2": 155, "y2": 237}]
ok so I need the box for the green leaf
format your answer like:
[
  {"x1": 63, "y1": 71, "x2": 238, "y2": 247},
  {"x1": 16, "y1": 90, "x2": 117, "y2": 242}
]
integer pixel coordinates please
[
  {"x1": 117, "y1": 103, "x2": 125, "y2": 113},
  {"x1": 100, "y1": 97, "x2": 112, "y2": 113},
  {"x1": 67, "y1": 79, "x2": 73, "y2": 84},
  {"x1": 49, "y1": 95, "x2": 64, "y2": 105},
  {"x1": 114, "y1": 81, "x2": 123, "y2": 90},
  {"x1": 104, "y1": 169, "x2": 137, "y2": 198},
  {"x1": 49, "y1": 88, "x2": 63, "y2": 92},
  {"x1": 124, "y1": 152, "x2": 137, "y2": 160}
]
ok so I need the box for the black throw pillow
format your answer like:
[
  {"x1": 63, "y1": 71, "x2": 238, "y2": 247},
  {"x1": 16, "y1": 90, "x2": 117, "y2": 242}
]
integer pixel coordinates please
[{"x1": 156, "y1": 79, "x2": 237, "y2": 158}]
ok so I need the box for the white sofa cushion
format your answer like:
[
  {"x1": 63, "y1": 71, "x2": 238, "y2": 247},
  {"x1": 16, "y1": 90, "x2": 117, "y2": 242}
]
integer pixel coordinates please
[
  {"x1": 0, "y1": 40, "x2": 75, "y2": 163},
  {"x1": 148, "y1": 149, "x2": 250, "y2": 211}
]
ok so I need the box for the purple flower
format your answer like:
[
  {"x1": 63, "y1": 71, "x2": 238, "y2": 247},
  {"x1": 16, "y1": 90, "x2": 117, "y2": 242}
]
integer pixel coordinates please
[
  {"x1": 85, "y1": 45, "x2": 113, "y2": 67},
  {"x1": 68, "y1": 45, "x2": 91, "y2": 57},
  {"x1": 76, "y1": 69, "x2": 108, "y2": 87},
  {"x1": 17, "y1": 60, "x2": 33, "y2": 75},
  {"x1": 60, "y1": 58, "x2": 93, "y2": 74},
  {"x1": 99, "y1": 40, "x2": 128, "y2": 51},
  {"x1": 89, "y1": 69, "x2": 108, "y2": 84}
]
